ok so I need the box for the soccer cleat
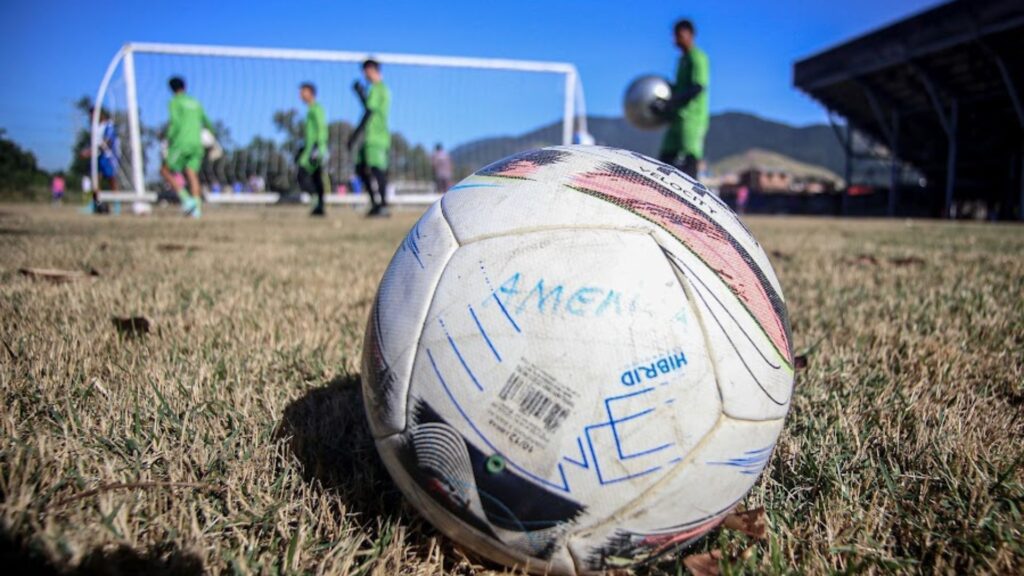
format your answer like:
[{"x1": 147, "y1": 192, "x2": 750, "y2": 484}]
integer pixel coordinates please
[{"x1": 181, "y1": 196, "x2": 198, "y2": 217}]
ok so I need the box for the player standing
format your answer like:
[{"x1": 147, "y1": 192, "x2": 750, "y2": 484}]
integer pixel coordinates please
[
  {"x1": 81, "y1": 107, "x2": 117, "y2": 213},
  {"x1": 654, "y1": 19, "x2": 710, "y2": 179},
  {"x1": 348, "y1": 59, "x2": 391, "y2": 217},
  {"x1": 297, "y1": 82, "x2": 330, "y2": 217},
  {"x1": 161, "y1": 76, "x2": 213, "y2": 218},
  {"x1": 95, "y1": 108, "x2": 120, "y2": 201}
]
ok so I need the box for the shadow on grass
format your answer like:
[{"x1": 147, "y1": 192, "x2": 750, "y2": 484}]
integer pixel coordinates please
[
  {"x1": 0, "y1": 526, "x2": 203, "y2": 576},
  {"x1": 278, "y1": 374, "x2": 405, "y2": 522},
  {"x1": 280, "y1": 376, "x2": 513, "y2": 573}
]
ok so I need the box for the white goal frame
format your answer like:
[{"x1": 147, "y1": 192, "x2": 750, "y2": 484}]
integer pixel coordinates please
[{"x1": 91, "y1": 42, "x2": 587, "y2": 204}]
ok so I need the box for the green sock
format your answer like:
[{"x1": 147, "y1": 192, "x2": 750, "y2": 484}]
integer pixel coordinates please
[{"x1": 177, "y1": 189, "x2": 191, "y2": 204}]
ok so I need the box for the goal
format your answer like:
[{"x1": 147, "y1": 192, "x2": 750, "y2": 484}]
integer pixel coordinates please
[{"x1": 91, "y1": 43, "x2": 589, "y2": 205}]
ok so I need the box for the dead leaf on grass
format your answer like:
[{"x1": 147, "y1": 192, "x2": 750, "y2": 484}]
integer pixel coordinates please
[
  {"x1": 854, "y1": 254, "x2": 879, "y2": 266},
  {"x1": 723, "y1": 507, "x2": 768, "y2": 540},
  {"x1": 889, "y1": 256, "x2": 925, "y2": 267},
  {"x1": 18, "y1": 267, "x2": 99, "y2": 283},
  {"x1": 112, "y1": 316, "x2": 153, "y2": 336},
  {"x1": 156, "y1": 243, "x2": 196, "y2": 252},
  {"x1": 683, "y1": 550, "x2": 722, "y2": 576}
]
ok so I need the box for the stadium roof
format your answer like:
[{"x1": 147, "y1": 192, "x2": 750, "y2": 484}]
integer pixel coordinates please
[{"x1": 793, "y1": 0, "x2": 1024, "y2": 218}]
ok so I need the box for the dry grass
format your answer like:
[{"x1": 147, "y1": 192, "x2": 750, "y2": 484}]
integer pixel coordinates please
[{"x1": 1, "y1": 204, "x2": 1021, "y2": 575}]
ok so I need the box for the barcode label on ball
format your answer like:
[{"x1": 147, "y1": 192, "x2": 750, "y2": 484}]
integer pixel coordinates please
[
  {"x1": 487, "y1": 361, "x2": 578, "y2": 456},
  {"x1": 500, "y1": 370, "x2": 570, "y2": 432}
]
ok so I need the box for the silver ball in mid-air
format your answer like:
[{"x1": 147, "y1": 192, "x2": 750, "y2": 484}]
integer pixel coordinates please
[{"x1": 623, "y1": 75, "x2": 672, "y2": 130}]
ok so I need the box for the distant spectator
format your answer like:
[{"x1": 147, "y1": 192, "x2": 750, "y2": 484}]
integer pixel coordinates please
[
  {"x1": 736, "y1": 185, "x2": 750, "y2": 214},
  {"x1": 249, "y1": 174, "x2": 265, "y2": 193},
  {"x1": 51, "y1": 174, "x2": 65, "y2": 204},
  {"x1": 81, "y1": 175, "x2": 92, "y2": 195},
  {"x1": 431, "y1": 143, "x2": 452, "y2": 193}
]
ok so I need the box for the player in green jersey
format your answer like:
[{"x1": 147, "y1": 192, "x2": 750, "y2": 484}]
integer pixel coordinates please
[
  {"x1": 161, "y1": 76, "x2": 213, "y2": 218},
  {"x1": 652, "y1": 19, "x2": 710, "y2": 179},
  {"x1": 348, "y1": 59, "x2": 391, "y2": 217},
  {"x1": 297, "y1": 82, "x2": 330, "y2": 216}
]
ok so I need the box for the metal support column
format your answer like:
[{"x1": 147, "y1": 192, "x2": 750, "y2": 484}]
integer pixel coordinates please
[
  {"x1": 945, "y1": 99, "x2": 958, "y2": 218},
  {"x1": 889, "y1": 111, "x2": 900, "y2": 217},
  {"x1": 914, "y1": 62, "x2": 956, "y2": 219},
  {"x1": 826, "y1": 111, "x2": 851, "y2": 216},
  {"x1": 843, "y1": 123, "x2": 852, "y2": 216},
  {"x1": 859, "y1": 81, "x2": 901, "y2": 217}
]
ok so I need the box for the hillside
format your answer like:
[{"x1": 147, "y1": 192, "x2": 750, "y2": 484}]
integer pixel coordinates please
[{"x1": 450, "y1": 112, "x2": 846, "y2": 176}]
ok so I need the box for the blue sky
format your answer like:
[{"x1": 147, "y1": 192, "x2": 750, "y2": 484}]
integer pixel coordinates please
[{"x1": 0, "y1": 0, "x2": 940, "y2": 170}]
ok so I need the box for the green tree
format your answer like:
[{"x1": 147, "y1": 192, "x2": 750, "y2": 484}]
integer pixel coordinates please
[{"x1": 0, "y1": 128, "x2": 49, "y2": 196}]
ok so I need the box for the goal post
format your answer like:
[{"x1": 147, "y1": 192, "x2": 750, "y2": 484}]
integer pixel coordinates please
[{"x1": 91, "y1": 42, "x2": 588, "y2": 205}]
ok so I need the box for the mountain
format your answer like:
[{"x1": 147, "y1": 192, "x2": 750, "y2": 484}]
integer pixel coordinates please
[{"x1": 450, "y1": 111, "x2": 846, "y2": 177}]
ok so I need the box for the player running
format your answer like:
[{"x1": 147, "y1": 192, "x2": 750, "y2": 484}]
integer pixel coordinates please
[
  {"x1": 297, "y1": 82, "x2": 330, "y2": 217},
  {"x1": 348, "y1": 59, "x2": 391, "y2": 217},
  {"x1": 653, "y1": 19, "x2": 710, "y2": 179},
  {"x1": 161, "y1": 76, "x2": 213, "y2": 218}
]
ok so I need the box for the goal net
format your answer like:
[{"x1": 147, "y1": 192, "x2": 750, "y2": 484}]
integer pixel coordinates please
[{"x1": 91, "y1": 43, "x2": 588, "y2": 204}]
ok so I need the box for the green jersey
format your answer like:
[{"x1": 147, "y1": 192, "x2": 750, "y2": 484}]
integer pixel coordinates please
[
  {"x1": 167, "y1": 93, "x2": 211, "y2": 150},
  {"x1": 301, "y1": 101, "x2": 328, "y2": 165},
  {"x1": 662, "y1": 45, "x2": 710, "y2": 159},
  {"x1": 364, "y1": 82, "x2": 391, "y2": 149}
]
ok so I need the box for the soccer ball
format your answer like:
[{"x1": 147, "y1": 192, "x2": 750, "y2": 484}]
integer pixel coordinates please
[
  {"x1": 362, "y1": 145, "x2": 794, "y2": 574},
  {"x1": 623, "y1": 75, "x2": 673, "y2": 130}
]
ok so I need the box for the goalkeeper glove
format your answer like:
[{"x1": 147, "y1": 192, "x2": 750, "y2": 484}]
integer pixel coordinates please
[{"x1": 649, "y1": 98, "x2": 670, "y2": 119}]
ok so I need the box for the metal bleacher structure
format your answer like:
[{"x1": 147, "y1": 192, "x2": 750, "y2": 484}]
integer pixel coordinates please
[{"x1": 794, "y1": 0, "x2": 1024, "y2": 219}]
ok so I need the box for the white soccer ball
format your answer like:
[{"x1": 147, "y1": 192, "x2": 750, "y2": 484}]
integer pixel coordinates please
[
  {"x1": 362, "y1": 145, "x2": 795, "y2": 574},
  {"x1": 201, "y1": 129, "x2": 224, "y2": 161}
]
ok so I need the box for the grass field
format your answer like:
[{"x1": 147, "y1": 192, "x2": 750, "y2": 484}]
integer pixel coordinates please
[{"x1": 1, "y1": 204, "x2": 1022, "y2": 575}]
